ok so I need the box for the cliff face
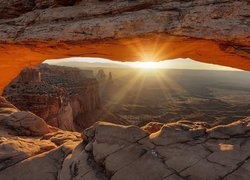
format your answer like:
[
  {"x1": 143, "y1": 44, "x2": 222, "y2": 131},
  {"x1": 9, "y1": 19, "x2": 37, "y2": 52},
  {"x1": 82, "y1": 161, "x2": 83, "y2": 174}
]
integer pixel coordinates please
[
  {"x1": 0, "y1": 97, "x2": 249, "y2": 180},
  {"x1": 0, "y1": 96, "x2": 82, "y2": 173},
  {"x1": 39, "y1": 64, "x2": 103, "y2": 130},
  {"x1": 3, "y1": 64, "x2": 101, "y2": 131},
  {"x1": 0, "y1": 0, "x2": 249, "y2": 93}
]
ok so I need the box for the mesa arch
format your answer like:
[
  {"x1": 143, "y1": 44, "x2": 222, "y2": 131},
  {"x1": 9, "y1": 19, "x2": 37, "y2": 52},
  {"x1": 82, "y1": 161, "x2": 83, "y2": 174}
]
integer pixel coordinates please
[{"x1": 0, "y1": 0, "x2": 249, "y2": 93}]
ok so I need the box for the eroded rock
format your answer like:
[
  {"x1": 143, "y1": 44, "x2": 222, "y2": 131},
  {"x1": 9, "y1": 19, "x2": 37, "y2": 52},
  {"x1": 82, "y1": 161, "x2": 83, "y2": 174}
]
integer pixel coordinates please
[
  {"x1": 0, "y1": 97, "x2": 250, "y2": 179},
  {"x1": 0, "y1": 0, "x2": 249, "y2": 93}
]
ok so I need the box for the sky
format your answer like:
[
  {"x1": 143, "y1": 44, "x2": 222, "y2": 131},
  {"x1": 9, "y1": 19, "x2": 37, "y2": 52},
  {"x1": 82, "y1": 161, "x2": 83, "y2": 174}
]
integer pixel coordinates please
[{"x1": 44, "y1": 57, "x2": 241, "y2": 71}]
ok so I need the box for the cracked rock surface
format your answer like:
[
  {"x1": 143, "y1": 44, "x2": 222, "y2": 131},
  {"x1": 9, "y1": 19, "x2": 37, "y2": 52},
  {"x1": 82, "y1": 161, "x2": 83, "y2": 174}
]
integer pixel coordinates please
[{"x1": 0, "y1": 96, "x2": 249, "y2": 179}]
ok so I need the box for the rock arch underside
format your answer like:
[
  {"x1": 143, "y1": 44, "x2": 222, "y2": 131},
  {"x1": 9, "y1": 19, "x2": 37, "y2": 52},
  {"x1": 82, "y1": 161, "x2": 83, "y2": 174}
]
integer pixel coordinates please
[{"x1": 0, "y1": 0, "x2": 250, "y2": 180}]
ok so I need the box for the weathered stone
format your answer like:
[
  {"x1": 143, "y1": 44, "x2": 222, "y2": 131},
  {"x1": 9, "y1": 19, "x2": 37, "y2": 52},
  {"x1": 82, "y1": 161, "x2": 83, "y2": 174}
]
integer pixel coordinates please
[
  {"x1": 42, "y1": 131, "x2": 82, "y2": 146},
  {"x1": 0, "y1": 0, "x2": 249, "y2": 93},
  {"x1": 85, "y1": 121, "x2": 148, "y2": 144},
  {"x1": 0, "y1": 137, "x2": 56, "y2": 170},
  {"x1": 149, "y1": 122, "x2": 206, "y2": 145},
  {"x1": 0, "y1": 98, "x2": 250, "y2": 179},
  {"x1": 111, "y1": 151, "x2": 174, "y2": 180},
  {"x1": 142, "y1": 121, "x2": 164, "y2": 134},
  {"x1": 0, "y1": 110, "x2": 52, "y2": 136},
  {"x1": 207, "y1": 119, "x2": 250, "y2": 139},
  {"x1": 0, "y1": 141, "x2": 78, "y2": 180},
  {"x1": 3, "y1": 64, "x2": 101, "y2": 131}
]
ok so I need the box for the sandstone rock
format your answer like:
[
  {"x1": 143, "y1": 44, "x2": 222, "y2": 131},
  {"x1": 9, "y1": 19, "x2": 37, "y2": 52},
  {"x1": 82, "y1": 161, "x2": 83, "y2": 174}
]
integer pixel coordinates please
[
  {"x1": 111, "y1": 151, "x2": 174, "y2": 180},
  {"x1": 207, "y1": 119, "x2": 250, "y2": 138},
  {"x1": 59, "y1": 143, "x2": 92, "y2": 180},
  {"x1": 0, "y1": 96, "x2": 18, "y2": 114},
  {"x1": 0, "y1": 136, "x2": 56, "y2": 170},
  {"x1": 42, "y1": 131, "x2": 82, "y2": 146},
  {"x1": 142, "y1": 121, "x2": 164, "y2": 134},
  {"x1": 85, "y1": 121, "x2": 148, "y2": 144},
  {"x1": 0, "y1": 110, "x2": 52, "y2": 136},
  {"x1": 4, "y1": 64, "x2": 129, "y2": 131},
  {"x1": 0, "y1": 96, "x2": 55, "y2": 137},
  {"x1": 92, "y1": 140, "x2": 126, "y2": 163},
  {"x1": 156, "y1": 143, "x2": 210, "y2": 173},
  {"x1": 0, "y1": 98, "x2": 250, "y2": 179},
  {"x1": 224, "y1": 159, "x2": 250, "y2": 180},
  {"x1": 3, "y1": 64, "x2": 102, "y2": 131},
  {"x1": 4, "y1": 84, "x2": 73, "y2": 130},
  {"x1": 0, "y1": 0, "x2": 249, "y2": 93},
  {"x1": 0, "y1": 97, "x2": 83, "y2": 179},
  {"x1": 104, "y1": 144, "x2": 149, "y2": 174},
  {"x1": 59, "y1": 143, "x2": 108, "y2": 180},
  {"x1": 85, "y1": 120, "x2": 250, "y2": 179},
  {"x1": 0, "y1": 141, "x2": 79, "y2": 180},
  {"x1": 149, "y1": 121, "x2": 206, "y2": 146},
  {"x1": 85, "y1": 141, "x2": 93, "y2": 152}
]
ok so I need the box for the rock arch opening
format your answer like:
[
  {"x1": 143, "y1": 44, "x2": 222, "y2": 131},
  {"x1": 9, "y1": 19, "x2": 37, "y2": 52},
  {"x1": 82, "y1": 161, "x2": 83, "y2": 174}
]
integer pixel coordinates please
[
  {"x1": 0, "y1": 35, "x2": 249, "y2": 94},
  {"x1": 3, "y1": 57, "x2": 250, "y2": 131},
  {"x1": 0, "y1": 0, "x2": 249, "y2": 94}
]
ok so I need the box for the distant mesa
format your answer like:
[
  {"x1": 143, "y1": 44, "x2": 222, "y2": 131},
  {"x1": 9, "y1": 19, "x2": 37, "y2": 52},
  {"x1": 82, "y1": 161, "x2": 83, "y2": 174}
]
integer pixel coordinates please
[
  {"x1": 3, "y1": 64, "x2": 127, "y2": 131},
  {"x1": 3, "y1": 64, "x2": 97, "y2": 131},
  {"x1": 96, "y1": 69, "x2": 106, "y2": 82}
]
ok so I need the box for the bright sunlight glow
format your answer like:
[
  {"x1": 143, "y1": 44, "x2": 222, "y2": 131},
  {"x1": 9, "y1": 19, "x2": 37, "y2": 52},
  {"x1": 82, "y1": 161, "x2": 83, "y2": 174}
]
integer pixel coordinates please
[
  {"x1": 128, "y1": 62, "x2": 162, "y2": 69},
  {"x1": 44, "y1": 57, "x2": 241, "y2": 71}
]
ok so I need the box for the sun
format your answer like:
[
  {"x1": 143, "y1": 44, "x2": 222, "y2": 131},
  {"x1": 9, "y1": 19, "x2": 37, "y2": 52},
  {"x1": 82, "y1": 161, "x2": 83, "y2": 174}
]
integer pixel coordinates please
[{"x1": 130, "y1": 62, "x2": 160, "y2": 69}]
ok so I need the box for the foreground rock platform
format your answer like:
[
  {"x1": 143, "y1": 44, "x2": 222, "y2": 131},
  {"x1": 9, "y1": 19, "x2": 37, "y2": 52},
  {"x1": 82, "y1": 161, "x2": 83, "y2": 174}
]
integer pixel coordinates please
[
  {"x1": 0, "y1": 0, "x2": 249, "y2": 93},
  {"x1": 0, "y1": 96, "x2": 249, "y2": 179}
]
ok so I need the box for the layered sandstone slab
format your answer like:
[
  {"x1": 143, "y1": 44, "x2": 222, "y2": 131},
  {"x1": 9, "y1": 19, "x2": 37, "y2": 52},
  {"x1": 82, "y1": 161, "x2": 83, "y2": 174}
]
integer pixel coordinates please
[
  {"x1": 61, "y1": 120, "x2": 250, "y2": 180},
  {"x1": 0, "y1": 0, "x2": 249, "y2": 92},
  {"x1": 0, "y1": 96, "x2": 82, "y2": 173}
]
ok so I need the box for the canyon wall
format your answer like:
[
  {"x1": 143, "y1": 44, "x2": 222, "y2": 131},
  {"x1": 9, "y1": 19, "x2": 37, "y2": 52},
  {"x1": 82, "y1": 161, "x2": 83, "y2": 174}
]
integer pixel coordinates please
[
  {"x1": 0, "y1": 0, "x2": 249, "y2": 92},
  {"x1": 3, "y1": 64, "x2": 101, "y2": 131}
]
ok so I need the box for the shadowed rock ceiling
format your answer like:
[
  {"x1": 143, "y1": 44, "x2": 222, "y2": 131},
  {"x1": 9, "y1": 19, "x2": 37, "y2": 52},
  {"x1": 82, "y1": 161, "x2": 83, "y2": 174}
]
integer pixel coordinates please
[{"x1": 0, "y1": 0, "x2": 249, "y2": 93}]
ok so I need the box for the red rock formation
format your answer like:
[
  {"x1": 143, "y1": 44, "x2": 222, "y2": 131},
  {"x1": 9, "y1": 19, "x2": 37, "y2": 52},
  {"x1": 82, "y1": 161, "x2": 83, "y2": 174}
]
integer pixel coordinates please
[
  {"x1": 16, "y1": 68, "x2": 41, "y2": 83},
  {"x1": 3, "y1": 77, "x2": 74, "y2": 131},
  {"x1": 38, "y1": 64, "x2": 103, "y2": 130},
  {"x1": 0, "y1": 0, "x2": 249, "y2": 93},
  {"x1": 3, "y1": 64, "x2": 128, "y2": 131},
  {"x1": 0, "y1": 0, "x2": 249, "y2": 178},
  {"x1": 0, "y1": 96, "x2": 81, "y2": 172}
]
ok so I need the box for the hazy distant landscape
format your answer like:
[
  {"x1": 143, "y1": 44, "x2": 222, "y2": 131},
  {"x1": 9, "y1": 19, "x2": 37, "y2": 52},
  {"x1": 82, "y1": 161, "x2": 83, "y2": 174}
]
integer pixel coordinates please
[
  {"x1": 51, "y1": 60, "x2": 250, "y2": 127},
  {"x1": 1, "y1": 1, "x2": 249, "y2": 179}
]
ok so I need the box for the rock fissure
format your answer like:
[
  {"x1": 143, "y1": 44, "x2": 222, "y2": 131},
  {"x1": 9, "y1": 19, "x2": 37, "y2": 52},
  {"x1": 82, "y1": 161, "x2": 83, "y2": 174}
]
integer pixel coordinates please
[
  {"x1": 87, "y1": 150, "x2": 110, "y2": 179},
  {"x1": 221, "y1": 156, "x2": 250, "y2": 179}
]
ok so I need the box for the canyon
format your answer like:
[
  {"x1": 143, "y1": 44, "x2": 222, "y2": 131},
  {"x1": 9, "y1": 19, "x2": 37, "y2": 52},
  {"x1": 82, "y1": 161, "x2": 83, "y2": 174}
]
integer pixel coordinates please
[
  {"x1": 3, "y1": 64, "x2": 128, "y2": 131},
  {"x1": 0, "y1": 0, "x2": 249, "y2": 179},
  {"x1": 0, "y1": 0, "x2": 249, "y2": 92}
]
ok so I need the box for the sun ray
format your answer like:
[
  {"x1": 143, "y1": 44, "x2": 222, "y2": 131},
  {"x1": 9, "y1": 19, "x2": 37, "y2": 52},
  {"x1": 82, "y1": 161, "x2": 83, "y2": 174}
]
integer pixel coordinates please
[
  {"x1": 104, "y1": 70, "x2": 143, "y2": 112},
  {"x1": 131, "y1": 71, "x2": 146, "y2": 108},
  {"x1": 153, "y1": 70, "x2": 187, "y2": 112}
]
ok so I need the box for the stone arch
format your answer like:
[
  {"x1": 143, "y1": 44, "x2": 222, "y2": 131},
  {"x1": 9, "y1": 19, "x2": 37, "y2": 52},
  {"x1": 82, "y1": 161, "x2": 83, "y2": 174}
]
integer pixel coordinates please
[{"x1": 0, "y1": 0, "x2": 249, "y2": 93}]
